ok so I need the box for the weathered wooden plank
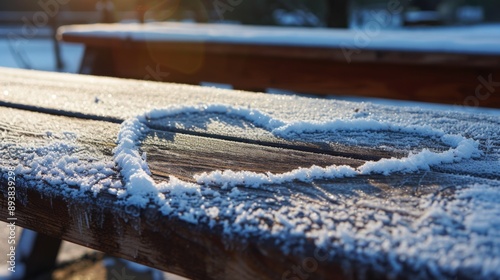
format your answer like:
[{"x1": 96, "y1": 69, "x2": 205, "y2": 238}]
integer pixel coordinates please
[
  {"x1": 1, "y1": 66, "x2": 496, "y2": 127},
  {"x1": 0, "y1": 180, "x2": 336, "y2": 280},
  {"x1": 0, "y1": 107, "x2": 366, "y2": 181},
  {"x1": 0, "y1": 68, "x2": 404, "y2": 161},
  {"x1": 1, "y1": 67, "x2": 498, "y2": 179},
  {"x1": 0, "y1": 105, "x2": 419, "y2": 193},
  {"x1": 0, "y1": 108, "x2": 376, "y2": 279},
  {"x1": 1, "y1": 70, "x2": 500, "y2": 279},
  {"x1": 2, "y1": 164, "x2": 496, "y2": 279},
  {"x1": 0, "y1": 107, "x2": 395, "y2": 279},
  {"x1": 1, "y1": 106, "x2": 497, "y2": 279}
]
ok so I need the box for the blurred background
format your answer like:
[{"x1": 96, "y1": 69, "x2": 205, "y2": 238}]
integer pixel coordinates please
[
  {"x1": 1, "y1": 0, "x2": 499, "y2": 72},
  {"x1": 1, "y1": 0, "x2": 499, "y2": 28}
]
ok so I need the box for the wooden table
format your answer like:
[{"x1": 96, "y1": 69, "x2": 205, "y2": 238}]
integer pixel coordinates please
[
  {"x1": 58, "y1": 22, "x2": 500, "y2": 108},
  {"x1": 1, "y1": 67, "x2": 500, "y2": 279}
]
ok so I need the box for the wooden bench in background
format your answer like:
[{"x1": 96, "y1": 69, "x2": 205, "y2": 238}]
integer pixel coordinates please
[
  {"x1": 1, "y1": 68, "x2": 500, "y2": 279},
  {"x1": 59, "y1": 22, "x2": 500, "y2": 108}
]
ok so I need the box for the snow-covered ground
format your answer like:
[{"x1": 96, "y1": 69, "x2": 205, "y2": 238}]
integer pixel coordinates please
[
  {"x1": 0, "y1": 39, "x2": 83, "y2": 73},
  {"x1": 0, "y1": 28, "x2": 84, "y2": 73}
]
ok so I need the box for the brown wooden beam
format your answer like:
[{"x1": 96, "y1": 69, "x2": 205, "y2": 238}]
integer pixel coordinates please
[{"x1": 106, "y1": 46, "x2": 500, "y2": 108}]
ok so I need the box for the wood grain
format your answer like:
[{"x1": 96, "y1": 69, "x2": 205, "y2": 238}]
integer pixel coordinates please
[{"x1": 143, "y1": 129, "x2": 365, "y2": 182}]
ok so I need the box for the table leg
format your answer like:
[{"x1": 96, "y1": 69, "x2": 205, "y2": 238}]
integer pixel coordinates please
[
  {"x1": 50, "y1": 16, "x2": 64, "y2": 72},
  {"x1": 16, "y1": 229, "x2": 62, "y2": 279},
  {"x1": 79, "y1": 47, "x2": 116, "y2": 77}
]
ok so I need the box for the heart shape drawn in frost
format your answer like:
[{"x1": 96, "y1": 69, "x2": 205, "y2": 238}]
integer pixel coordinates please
[{"x1": 113, "y1": 104, "x2": 480, "y2": 207}]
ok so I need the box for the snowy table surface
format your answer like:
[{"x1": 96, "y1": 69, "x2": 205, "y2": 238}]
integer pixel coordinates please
[
  {"x1": 1, "y1": 67, "x2": 500, "y2": 279},
  {"x1": 59, "y1": 22, "x2": 500, "y2": 56},
  {"x1": 59, "y1": 22, "x2": 500, "y2": 109}
]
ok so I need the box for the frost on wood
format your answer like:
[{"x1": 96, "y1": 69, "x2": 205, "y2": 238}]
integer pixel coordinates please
[
  {"x1": 114, "y1": 104, "x2": 481, "y2": 196},
  {"x1": 108, "y1": 103, "x2": 500, "y2": 278},
  {"x1": 1, "y1": 140, "x2": 121, "y2": 199},
  {"x1": 2, "y1": 102, "x2": 499, "y2": 279}
]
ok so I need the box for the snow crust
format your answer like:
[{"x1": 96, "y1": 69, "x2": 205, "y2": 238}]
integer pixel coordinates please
[
  {"x1": 2, "y1": 97, "x2": 498, "y2": 279},
  {"x1": 7, "y1": 141, "x2": 119, "y2": 196},
  {"x1": 108, "y1": 103, "x2": 499, "y2": 278}
]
